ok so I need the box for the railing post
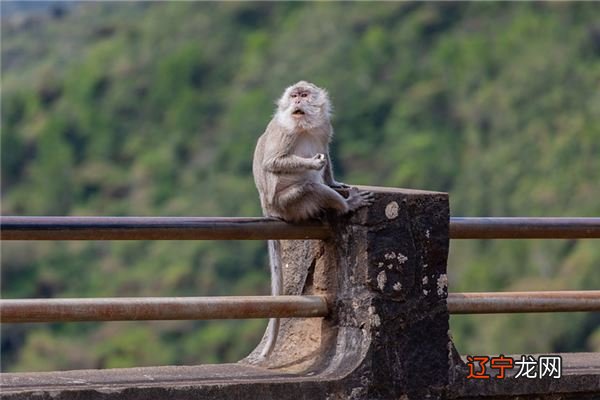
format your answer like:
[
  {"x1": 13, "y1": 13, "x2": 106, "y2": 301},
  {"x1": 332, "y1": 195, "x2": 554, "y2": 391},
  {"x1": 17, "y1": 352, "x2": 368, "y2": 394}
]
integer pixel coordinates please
[{"x1": 245, "y1": 186, "x2": 452, "y2": 399}]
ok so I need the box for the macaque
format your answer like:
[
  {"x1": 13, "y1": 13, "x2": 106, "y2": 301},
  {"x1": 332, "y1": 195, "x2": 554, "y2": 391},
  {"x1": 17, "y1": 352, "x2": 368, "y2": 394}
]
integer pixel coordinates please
[{"x1": 252, "y1": 81, "x2": 374, "y2": 359}]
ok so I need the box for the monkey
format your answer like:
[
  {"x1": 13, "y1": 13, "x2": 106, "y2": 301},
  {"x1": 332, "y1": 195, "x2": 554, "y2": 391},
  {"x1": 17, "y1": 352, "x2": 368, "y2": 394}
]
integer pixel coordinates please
[{"x1": 252, "y1": 81, "x2": 374, "y2": 359}]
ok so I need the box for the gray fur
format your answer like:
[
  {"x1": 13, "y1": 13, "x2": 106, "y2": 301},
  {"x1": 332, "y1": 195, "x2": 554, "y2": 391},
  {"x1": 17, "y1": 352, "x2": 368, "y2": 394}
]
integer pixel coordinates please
[{"x1": 253, "y1": 82, "x2": 374, "y2": 359}]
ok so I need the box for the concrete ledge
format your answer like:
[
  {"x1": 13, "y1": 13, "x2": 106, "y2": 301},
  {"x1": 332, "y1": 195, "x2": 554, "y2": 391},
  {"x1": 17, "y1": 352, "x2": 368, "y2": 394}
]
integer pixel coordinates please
[
  {"x1": 2, "y1": 353, "x2": 599, "y2": 399},
  {"x1": 0, "y1": 364, "x2": 324, "y2": 399}
]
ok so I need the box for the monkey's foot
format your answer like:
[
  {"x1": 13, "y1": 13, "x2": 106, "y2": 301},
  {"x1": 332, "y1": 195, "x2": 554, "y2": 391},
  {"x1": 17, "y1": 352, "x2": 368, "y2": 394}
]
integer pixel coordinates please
[{"x1": 347, "y1": 187, "x2": 375, "y2": 211}]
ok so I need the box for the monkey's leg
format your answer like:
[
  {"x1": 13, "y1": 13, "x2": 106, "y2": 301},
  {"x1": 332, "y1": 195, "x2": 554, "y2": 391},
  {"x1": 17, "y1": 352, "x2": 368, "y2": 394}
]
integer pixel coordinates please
[{"x1": 277, "y1": 183, "x2": 358, "y2": 221}]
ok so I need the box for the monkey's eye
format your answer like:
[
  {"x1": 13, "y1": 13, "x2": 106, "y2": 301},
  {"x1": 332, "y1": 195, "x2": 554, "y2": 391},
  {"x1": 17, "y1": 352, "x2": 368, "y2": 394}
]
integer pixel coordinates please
[
  {"x1": 291, "y1": 94, "x2": 298, "y2": 98},
  {"x1": 301, "y1": 93, "x2": 308, "y2": 98}
]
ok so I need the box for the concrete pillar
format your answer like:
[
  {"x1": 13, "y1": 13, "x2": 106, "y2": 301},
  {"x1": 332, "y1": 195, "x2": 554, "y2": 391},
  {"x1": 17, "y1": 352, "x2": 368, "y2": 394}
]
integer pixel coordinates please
[{"x1": 245, "y1": 186, "x2": 451, "y2": 399}]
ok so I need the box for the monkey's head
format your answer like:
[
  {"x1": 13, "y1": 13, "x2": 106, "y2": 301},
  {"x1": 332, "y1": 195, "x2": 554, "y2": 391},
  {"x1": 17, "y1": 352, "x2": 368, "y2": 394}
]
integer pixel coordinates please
[{"x1": 276, "y1": 81, "x2": 331, "y2": 130}]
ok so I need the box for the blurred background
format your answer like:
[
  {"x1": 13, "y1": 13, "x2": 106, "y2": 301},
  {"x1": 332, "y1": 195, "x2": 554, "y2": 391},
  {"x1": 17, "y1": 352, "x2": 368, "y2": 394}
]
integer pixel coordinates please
[{"x1": 1, "y1": 2, "x2": 599, "y2": 372}]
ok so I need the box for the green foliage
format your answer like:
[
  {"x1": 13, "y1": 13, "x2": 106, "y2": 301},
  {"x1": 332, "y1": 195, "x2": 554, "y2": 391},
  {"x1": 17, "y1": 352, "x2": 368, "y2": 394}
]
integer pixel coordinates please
[{"x1": 2, "y1": 2, "x2": 599, "y2": 371}]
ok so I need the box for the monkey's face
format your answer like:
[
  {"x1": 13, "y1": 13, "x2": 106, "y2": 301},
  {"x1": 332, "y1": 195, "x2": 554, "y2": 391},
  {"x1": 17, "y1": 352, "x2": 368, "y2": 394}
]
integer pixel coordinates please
[
  {"x1": 277, "y1": 81, "x2": 331, "y2": 130},
  {"x1": 289, "y1": 89, "x2": 311, "y2": 120}
]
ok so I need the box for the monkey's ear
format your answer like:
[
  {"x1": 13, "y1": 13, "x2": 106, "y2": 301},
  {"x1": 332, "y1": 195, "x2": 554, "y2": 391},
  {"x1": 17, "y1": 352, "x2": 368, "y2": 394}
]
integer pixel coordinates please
[
  {"x1": 317, "y1": 88, "x2": 332, "y2": 116},
  {"x1": 317, "y1": 88, "x2": 330, "y2": 103},
  {"x1": 276, "y1": 85, "x2": 294, "y2": 110},
  {"x1": 276, "y1": 95, "x2": 288, "y2": 110}
]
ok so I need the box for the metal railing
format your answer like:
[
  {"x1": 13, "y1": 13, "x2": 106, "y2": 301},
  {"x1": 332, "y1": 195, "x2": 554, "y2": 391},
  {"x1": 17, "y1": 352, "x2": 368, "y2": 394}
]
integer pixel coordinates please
[
  {"x1": 449, "y1": 217, "x2": 600, "y2": 239},
  {"x1": 1, "y1": 216, "x2": 599, "y2": 323},
  {"x1": 0, "y1": 216, "x2": 331, "y2": 324},
  {"x1": 0, "y1": 296, "x2": 328, "y2": 323},
  {"x1": 448, "y1": 217, "x2": 600, "y2": 314},
  {"x1": 2, "y1": 216, "x2": 600, "y2": 241},
  {"x1": 447, "y1": 290, "x2": 600, "y2": 314},
  {"x1": 0, "y1": 216, "x2": 330, "y2": 240}
]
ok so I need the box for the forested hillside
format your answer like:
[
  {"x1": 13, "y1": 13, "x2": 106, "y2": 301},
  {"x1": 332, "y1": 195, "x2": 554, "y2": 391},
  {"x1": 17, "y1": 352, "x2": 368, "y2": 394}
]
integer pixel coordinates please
[{"x1": 2, "y1": 2, "x2": 599, "y2": 372}]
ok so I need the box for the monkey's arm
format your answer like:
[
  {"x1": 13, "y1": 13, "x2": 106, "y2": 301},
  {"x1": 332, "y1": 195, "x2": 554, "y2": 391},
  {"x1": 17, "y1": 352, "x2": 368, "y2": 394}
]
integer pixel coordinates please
[
  {"x1": 264, "y1": 154, "x2": 323, "y2": 173},
  {"x1": 261, "y1": 125, "x2": 324, "y2": 173},
  {"x1": 324, "y1": 153, "x2": 350, "y2": 188}
]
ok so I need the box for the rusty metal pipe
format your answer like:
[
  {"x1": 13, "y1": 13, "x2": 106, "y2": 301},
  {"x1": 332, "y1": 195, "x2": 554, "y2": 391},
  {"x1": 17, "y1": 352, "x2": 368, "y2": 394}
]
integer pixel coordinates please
[
  {"x1": 2, "y1": 217, "x2": 599, "y2": 241},
  {"x1": 448, "y1": 291, "x2": 600, "y2": 314},
  {"x1": 0, "y1": 217, "x2": 331, "y2": 241},
  {"x1": 449, "y1": 217, "x2": 600, "y2": 239},
  {"x1": 0, "y1": 295, "x2": 329, "y2": 323}
]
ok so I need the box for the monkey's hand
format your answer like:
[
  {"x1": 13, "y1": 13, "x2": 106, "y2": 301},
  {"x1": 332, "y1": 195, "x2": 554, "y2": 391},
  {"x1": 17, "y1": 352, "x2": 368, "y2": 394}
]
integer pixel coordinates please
[{"x1": 310, "y1": 153, "x2": 327, "y2": 170}]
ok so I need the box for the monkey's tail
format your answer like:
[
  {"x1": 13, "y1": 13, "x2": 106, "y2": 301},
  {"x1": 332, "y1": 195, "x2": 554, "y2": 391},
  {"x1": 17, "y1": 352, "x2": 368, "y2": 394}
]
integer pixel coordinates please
[{"x1": 259, "y1": 239, "x2": 282, "y2": 359}]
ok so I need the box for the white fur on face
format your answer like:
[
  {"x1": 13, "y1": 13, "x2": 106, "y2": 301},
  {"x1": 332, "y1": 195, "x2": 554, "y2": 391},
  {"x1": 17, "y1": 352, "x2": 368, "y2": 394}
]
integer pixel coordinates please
[{"x1": 276, "y1": 81, "x2": 331, "y2": 130}]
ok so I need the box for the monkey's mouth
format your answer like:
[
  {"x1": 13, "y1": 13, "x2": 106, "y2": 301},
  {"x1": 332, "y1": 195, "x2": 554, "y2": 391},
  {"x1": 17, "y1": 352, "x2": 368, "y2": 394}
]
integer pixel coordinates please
[{"x1": 292, "y1": 109, "x2": 305, "y2": 116}]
